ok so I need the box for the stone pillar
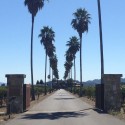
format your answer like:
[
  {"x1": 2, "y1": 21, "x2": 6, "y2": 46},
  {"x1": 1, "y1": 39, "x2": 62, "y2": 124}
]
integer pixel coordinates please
[
  {"x1": 103, "y1": 74, "x2": 122, "y2": 112},
  {"x1": 5, "y1": 74, "x2": 26, "y2": 113}
]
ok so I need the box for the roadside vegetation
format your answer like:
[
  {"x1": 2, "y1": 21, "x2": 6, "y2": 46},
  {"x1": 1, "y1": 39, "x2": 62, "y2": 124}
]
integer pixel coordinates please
[
  {"x1": 0, "y1": 86, "x2": 7, "y2": 107},
  {"x1": 65, "y1": 81, "x2": 125, "y2": 119},
  {"x1": 0, "y1": 81, "x2": 59, "y2": 107}
]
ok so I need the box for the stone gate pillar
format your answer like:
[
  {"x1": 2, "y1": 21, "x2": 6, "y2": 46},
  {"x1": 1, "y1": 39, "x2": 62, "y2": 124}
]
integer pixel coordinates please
[
  {"x1": 5, "y1": 74, "x2": 26, "y2": 113},
  {"x1": 103, "y1": 74, "x2": 122, "y2": 112}
]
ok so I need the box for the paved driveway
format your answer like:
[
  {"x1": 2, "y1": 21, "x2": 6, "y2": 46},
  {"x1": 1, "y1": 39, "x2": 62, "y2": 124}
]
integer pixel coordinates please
[{"x1": 3, "y1": 89, "x2": 125, "y2": 125}]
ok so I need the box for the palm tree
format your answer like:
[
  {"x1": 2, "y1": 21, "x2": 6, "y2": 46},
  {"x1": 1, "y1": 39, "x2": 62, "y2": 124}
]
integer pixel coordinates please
[
  {"x1": 48, "y1": 44, "x2": 56, "y2": 90},
  {"x1": 71, "y1": 8, "x2": 91, "y2": 96},
  {"x1": 50, "y1": 54, "x2": 59, "y2": 89},
  {"x1": 24, "y1": 0, "x2": 46, "y2": 100},
  {"x1": 97, "y1": 0, "x2": 104, "y2": 83},
  {"x1": 66, "y1": 36, "x2": 80, "y2": 92},
  {"x1": 64, "y1": 50, "x2": 73, "y2": 79},
  {"x1": 65, "y1": 50, "x2": 74, "y2": 63},
  {"x1": 66, "y1": 36, "x2": 80, "y2": 81},
  {"x1": 51, "y1": 55, "x2": 59, "y2": 79},
  {"x1": 64, "y1": 49, "x2": 73, "y2": 79},
  {"x1": 24, "y1": 0, "x2": 44, "y2": 100},
  {"x1": 39, "y1": 26, "x2": 55, "y2": 95}
]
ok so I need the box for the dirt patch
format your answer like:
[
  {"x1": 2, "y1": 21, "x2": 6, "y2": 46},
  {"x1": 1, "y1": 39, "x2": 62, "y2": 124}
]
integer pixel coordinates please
[{"x1": 80, "y1": 96, "x2": 95, "y2": 107}]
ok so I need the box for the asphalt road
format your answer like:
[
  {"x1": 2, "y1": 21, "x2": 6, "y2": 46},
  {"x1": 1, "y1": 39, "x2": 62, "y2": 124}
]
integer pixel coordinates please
[{"x1": 3, "y1": 89, "x2": 125, "y2": 125}]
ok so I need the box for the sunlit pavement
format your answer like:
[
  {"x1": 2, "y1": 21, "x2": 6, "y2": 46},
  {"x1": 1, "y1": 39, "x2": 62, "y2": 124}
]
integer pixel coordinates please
[{"x1": 4, "y1": 89, "x2": 125, "y2": 125}]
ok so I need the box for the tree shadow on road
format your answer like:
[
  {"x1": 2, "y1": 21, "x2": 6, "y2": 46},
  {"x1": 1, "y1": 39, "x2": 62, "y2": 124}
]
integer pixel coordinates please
[
  {"x1": 54, "y1": 97, "x2": 75, "y2": 100},
  {"x1": 21, "y1": 111, "x2": 88, "y2": 120},
  {"x1": 80, "y1": 107, "x2": 107, "y2": 114}
]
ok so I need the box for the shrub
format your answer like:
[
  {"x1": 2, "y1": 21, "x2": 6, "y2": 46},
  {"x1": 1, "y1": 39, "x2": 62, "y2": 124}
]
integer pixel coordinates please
[{"x1": 0, "y1": 86, "x2": 7, "y2": 99}]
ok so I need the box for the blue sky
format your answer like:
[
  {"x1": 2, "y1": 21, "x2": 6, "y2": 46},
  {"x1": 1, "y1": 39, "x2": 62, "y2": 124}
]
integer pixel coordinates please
[{"x1": 0, "y1": 0, "x2": 125, "y2": 83}]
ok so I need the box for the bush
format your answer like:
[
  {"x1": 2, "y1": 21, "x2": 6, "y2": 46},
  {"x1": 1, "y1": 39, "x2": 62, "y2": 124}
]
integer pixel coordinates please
[
  {"x1": 0, "y1": 86, "x2": 7, "y2": 99},
  {"x1": 0, "y1": 86, "x2": 7, "y2": 106},
  {"x1": 121, "y1": 85, "x2": 125, "y2": 103},
  {"x1": 34, "y1": 86, "x2": 44, "y2": 95}
]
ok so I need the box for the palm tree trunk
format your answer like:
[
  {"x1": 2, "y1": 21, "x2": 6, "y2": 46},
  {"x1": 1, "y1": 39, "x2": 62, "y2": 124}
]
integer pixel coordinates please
[
  {"x1": 71, "y1": 68, "x2": 72, "y2": 79},
  {"x1": 74, "y1": 57, "x2": 76, "y2": 93},
  {"x1": 45, "y1": 51, "x2": 47, "y2": 95},
  {"x1": 71, "y1": 68, "x2": 72, "y2": 92},
  {"x1": 49, "y1": 65, "x2": 52, "y2": 91},
  {"x1": 79, "y1": 34, "x2": 82, "y2": 96},
  {"x1": 97, "y1": 0, "x2": 104, "y2": 83},
  {"x1": 74, "y1": 57, "x2": 76, "y2": 81},
  {"x1": 31, "y1": 15, "x2": 35, "y2": 100},
  {"x1": 68, "y1": 72, "x2": 70, "y2": 79},
  {"x1": 48, "y1": 62, "x2": 51, "y2": 81},
  {"x1": 52, "y1": 69, "x2": 53, "y2": 89}
]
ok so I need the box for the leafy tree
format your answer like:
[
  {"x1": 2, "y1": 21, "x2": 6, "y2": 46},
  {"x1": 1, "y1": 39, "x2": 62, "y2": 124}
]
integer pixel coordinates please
[{"x1": 71, "y1": 8, "x2": 91, "y2": 96}]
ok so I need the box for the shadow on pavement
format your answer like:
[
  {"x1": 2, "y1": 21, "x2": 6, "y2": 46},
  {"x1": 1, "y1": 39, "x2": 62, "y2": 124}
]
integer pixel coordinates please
[
  {"x1": 80, "y1": 107, "x2": 95, "y2": 112},
  {"x1": 54, "y1": 97, "x2": 75, "y2": 100},
  {"x1": 93, "y1": 108, "x2": 106, "y2": 114},
  {"x1": 80, "y1": 107, "x2": 106, "y2": 114},
  {"x1": 21, "y1": 111, "x2": 88, "y2": 120}
]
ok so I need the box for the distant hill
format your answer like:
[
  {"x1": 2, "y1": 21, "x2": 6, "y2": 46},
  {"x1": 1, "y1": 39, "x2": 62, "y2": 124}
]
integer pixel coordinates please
[
  {"x1": 83, "y1": 79, "x2": 100, "y2": 86},
  {"x1": 121, "y1": 78, "x2": 125, "y2": 83},
  {"x1": 83, "y1": 78, "x2": 125, "y2": 86},
  {"x1": 73, "y1": 79, "x2": 100, "y2": 86},
  {"x1": 86, "y1": 79, "x2": 100, "y2": 84},
  {"x1": 0, "y1": 82, "x2": 6, "y2": 86}
]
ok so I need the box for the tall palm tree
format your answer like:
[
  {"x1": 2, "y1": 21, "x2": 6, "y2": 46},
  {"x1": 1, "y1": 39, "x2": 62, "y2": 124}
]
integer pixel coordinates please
[
  {"x1": 24, "y1": 0, "x2": 46, "y2": 100},
  {"x1": 97, "y1": 0, "x2": 104, "y2": 83},
  {"x1": 48, "y1": 44, "x2": 56, "y2": 90},
  {"x1": 64, "y1": 48, "x2": 73, "y2": 80},
  {"x1": 71, "y1": 8, "x2": 91, "y2": 96},
  {"x1": 64, "y1": 50, "x2": 73, "y2": 80},
  {"x1": 39, "y1": 26, "x2": 55, "y2": 95},
  {"x1": 66, "y1": 36, "x2": 80, "y2": 92},
  {"x1": 51, "y1": 55, "x2": 59, "y2": 80},
  {"x1": 50, "y1": 54, "x2": 59, "y2": 89},
  {"x1": 66, "y1": 36, "x2": 80, "y2": 81}
]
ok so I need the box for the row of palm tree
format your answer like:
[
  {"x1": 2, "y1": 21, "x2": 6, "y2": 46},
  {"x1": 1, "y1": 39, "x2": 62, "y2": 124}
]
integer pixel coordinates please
[
  {"x1": 64, "y1": 36, "x2": 80, "y2": 80},
  {"x1": 66, "y1": 37, "x2": 80, "y2": 81},
  {"x1": 71, "y1": 8, "x2": 91, "y2": 96},
  {"x1": 24, "y1": 0, "x2": 47, "y2": 100},
  {"x1": 64, "y1": 36, "x2": 80, "y2": 92},
  {"x1": 24, "y1": 0, "x2": 104, "y2": 99},
  {"x1": 39, "y1": 26, "x2": 59, "y2": 94},
  {"x1": 24, "y1": 0, "x2": 59, "y2": 97},
  {"x1": 69, "y1": 0, "x2": 104, "y2": 96}
]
